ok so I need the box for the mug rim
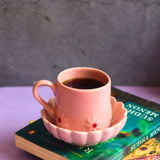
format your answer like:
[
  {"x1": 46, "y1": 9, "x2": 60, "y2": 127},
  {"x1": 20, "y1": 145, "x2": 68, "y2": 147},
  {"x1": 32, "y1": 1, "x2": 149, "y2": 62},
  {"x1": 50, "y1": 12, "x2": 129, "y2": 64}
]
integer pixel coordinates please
[{"x1": 57, "y1": 67, "x2": 111, "y2": 92}]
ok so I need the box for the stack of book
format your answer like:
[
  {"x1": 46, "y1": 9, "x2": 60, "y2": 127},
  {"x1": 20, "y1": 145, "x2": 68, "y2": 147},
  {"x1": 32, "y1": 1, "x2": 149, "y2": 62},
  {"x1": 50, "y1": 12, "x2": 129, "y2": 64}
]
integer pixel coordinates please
[{"x1": 15, "y1": 87, "x2": 160, "y2": 160}]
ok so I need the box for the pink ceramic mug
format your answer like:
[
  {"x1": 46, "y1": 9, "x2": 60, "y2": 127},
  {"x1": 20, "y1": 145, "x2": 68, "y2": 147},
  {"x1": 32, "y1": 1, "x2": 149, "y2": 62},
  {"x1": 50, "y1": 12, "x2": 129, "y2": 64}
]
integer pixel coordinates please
[{"x1": 33, "y1": 67, "x2": 112, "y2": 131}]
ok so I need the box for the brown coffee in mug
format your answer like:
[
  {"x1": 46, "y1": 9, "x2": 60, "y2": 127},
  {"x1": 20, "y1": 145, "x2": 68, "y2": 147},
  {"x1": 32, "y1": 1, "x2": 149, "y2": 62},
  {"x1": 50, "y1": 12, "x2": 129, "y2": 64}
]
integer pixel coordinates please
[{"x1": 63, "y1": 78, "x2": 105, "y2": 89}]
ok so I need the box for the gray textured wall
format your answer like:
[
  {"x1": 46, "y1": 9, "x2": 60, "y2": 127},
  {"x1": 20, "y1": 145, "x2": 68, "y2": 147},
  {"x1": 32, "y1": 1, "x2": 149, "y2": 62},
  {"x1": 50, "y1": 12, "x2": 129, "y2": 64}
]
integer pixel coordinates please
[{"x1": 1, "y1": 0, "x2": 160, "y2": 86}]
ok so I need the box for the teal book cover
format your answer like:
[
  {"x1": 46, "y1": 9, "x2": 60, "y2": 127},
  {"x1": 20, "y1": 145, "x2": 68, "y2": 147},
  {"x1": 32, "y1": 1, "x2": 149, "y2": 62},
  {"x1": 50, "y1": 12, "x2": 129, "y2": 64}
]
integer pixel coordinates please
[{"x1": 15, "y1": 87, "x2": 160, "y2": 160}]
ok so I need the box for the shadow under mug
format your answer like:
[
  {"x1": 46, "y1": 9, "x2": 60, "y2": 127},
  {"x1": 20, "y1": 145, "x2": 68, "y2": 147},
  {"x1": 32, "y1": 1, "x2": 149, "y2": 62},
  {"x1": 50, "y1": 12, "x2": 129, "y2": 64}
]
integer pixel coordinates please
[{"x1": 33, "y1": 67, "x2": 112, "y2": 131}]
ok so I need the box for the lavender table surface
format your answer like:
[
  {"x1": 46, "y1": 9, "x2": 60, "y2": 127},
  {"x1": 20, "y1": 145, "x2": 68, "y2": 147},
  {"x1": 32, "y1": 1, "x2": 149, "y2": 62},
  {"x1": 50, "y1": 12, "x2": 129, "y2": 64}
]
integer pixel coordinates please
[{"x1": 1, "y1": 86, "x2": 160, "y2": 160}]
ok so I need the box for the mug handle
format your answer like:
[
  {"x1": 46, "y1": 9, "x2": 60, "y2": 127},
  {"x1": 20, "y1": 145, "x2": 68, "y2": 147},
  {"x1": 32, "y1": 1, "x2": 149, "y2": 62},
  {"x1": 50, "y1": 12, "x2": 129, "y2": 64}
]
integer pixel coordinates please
[{"x1": 33, "y1": 80, "x2": 56, "y2": 117}]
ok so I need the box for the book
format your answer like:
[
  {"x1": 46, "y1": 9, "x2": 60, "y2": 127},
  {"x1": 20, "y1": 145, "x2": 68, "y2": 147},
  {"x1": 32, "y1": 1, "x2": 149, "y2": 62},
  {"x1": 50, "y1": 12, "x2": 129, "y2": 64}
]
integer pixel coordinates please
[
  {"x1": 15, "y1": 87, "x2": 160, "y2": 160},
  {"x1": 123, "y1": 132, "x2": 160, "y2": 160}
]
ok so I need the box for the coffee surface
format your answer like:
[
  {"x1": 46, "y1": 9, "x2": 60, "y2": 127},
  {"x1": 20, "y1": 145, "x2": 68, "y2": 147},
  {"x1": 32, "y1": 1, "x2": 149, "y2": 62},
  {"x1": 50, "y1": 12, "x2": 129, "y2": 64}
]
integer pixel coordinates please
[{"x1": 63, "y1": 78, "x2": 105, "y2": 89}]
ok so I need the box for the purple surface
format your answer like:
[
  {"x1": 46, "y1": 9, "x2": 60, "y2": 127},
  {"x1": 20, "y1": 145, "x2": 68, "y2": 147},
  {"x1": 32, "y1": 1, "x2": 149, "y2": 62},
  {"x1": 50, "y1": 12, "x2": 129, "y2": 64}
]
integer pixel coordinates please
[{"x1": 0, "y1": 86, "x2": 160, "y2": 160}]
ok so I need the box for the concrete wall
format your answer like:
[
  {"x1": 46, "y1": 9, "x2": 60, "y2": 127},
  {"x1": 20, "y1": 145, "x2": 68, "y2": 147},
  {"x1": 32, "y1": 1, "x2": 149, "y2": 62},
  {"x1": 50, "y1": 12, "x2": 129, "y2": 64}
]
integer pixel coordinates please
[{"x1": 1, "y1": 0, "x2": 160, "y2": 86}]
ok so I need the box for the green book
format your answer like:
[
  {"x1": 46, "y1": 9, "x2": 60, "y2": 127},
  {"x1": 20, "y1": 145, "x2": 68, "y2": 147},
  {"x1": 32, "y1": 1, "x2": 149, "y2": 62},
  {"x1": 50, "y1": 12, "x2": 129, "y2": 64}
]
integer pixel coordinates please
[{"x1": 15, "y1": 87, "x2": 160, "y2": 160}]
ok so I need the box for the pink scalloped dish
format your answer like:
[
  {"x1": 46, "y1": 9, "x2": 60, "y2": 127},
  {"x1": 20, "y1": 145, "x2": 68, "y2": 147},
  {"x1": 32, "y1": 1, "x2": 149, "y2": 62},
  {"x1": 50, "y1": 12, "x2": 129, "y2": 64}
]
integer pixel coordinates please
[{"x1": 41, "y1": 96, "x2": 127, "y2": 146}]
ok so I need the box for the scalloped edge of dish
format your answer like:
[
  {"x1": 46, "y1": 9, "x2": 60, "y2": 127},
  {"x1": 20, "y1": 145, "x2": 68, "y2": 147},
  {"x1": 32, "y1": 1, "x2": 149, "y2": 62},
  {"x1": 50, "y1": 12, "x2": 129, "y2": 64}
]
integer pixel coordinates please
[{"x1": 41, "y1": 96, "x2": 127, "y2": 146}]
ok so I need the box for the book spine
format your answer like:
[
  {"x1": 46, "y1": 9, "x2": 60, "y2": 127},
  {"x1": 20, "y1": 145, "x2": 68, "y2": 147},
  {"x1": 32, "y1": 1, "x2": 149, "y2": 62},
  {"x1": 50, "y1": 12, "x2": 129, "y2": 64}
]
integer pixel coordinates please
[{"x1": 110, "y1": 123, "x2": 160, "y2": 160}]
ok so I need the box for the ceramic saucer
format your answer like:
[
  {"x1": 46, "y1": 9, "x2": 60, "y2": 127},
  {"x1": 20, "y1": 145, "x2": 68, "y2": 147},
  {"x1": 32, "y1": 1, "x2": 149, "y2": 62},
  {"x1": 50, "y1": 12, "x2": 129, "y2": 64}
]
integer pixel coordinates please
[{"x1": 41, "y1": 96, "x2": 127, "y2": 146}]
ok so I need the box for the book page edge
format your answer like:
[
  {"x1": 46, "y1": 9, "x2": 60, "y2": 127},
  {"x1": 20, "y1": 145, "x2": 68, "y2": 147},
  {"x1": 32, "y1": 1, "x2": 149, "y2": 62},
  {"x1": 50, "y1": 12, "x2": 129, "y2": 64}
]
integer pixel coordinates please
[{"x1": 15, "y1": 134, "x2": 68, "y2": 160}]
